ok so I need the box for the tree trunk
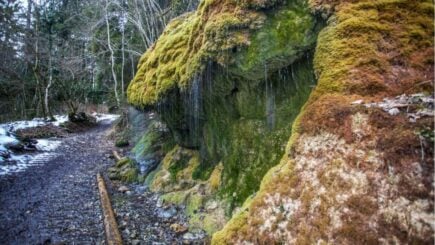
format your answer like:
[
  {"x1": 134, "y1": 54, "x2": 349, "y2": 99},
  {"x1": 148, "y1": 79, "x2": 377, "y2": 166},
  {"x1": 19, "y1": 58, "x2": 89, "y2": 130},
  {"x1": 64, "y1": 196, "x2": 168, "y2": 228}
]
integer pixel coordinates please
[
  {"x1": 121, "y1": 0, "x2": 125, "y2": 100},
  {"x1": 32, "y1": 5, "x2": 47, "y2": 119},
  {"x1": 130, "y1": 53, "x2": 135, "y2": 79},
  {"x1": 105, "y1": 0, "x2": 120, "y2": 107},
  {"x1": 44, "y1": 42, "x2": 55, "y2": 121}
]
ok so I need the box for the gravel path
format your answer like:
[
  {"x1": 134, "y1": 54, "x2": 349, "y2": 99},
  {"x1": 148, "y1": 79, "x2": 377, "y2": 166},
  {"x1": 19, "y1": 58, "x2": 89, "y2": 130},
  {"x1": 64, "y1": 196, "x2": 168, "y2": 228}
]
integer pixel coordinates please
[
  {"x1": 0, "y1": 120, "x2": 208, "y2": 245},
  {"x1": 0, "y1": 121, "x2": 115, "y2": 244},
  {"x1": 109, "y1": 182, "x2": 208, "y2": 245}
]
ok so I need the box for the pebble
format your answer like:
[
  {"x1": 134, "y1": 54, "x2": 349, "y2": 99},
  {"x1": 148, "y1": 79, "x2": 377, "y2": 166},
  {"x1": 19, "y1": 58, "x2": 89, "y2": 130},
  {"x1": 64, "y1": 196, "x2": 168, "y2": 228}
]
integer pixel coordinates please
[
  {"x1": 156, "y1": 198, "x2": 163, "y2": 208},
  {"x1": 157, "y1": 207, "x2": 177, "y2": 219},
  {"x1": 131, "y1": 240, "x2": 141, "y2": 245},
  {"x1": 118, "y1": 185, "x2": 130, "y2": 193},
  {"x1": 205, "y1": 200, "x2": 218, "y2": 210},
  {"x1": 183, "y1": 232, "x2": 202, "y2": 240},
  {"x1": 170, "y1": 223, "x2": 188, "y2": 234},
  {"x1": 388, "y1": 108, "x2": 400, "y2": 116},
  {"x1": 130, "y1": 230, "x2": 137, "y2": 238}
]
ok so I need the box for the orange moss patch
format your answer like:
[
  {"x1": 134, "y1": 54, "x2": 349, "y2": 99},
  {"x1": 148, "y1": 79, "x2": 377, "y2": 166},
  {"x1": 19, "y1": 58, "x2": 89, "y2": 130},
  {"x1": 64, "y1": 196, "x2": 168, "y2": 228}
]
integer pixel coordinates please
[
  {"x1": 310, "y1": 0, "x2": 434, "y2": 101},
  {"x1": 297, "y1": 94, "x2": 355, "y2": 141}
]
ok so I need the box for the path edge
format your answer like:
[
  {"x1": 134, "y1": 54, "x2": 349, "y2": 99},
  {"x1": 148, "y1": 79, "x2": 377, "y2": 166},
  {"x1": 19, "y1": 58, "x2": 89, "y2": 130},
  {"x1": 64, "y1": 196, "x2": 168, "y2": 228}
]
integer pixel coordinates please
[{"x1": 97, "y1": 173, "x2": 123, "y2": 245}]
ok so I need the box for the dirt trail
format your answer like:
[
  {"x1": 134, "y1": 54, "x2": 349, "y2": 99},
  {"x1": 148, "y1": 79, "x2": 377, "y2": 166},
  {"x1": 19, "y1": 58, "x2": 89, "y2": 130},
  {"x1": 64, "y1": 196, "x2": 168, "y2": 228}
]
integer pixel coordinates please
[
  {"x1": 0, "y1": 119, "x2": 205, "y2": 245},
  {"x1": 0, "y1": 122, "x2": 114, "y2": 244}
]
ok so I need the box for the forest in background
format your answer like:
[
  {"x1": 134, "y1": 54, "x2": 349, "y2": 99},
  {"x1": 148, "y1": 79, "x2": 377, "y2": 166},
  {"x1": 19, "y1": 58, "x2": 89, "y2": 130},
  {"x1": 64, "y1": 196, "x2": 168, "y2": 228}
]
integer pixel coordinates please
[{"x1": 0, "y1": 0, "x2": 197, "y2": 122}]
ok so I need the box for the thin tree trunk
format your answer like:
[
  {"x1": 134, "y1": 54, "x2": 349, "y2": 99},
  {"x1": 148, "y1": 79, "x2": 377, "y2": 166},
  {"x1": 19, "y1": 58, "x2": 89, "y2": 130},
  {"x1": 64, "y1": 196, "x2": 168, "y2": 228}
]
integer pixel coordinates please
[
  {"x1": 32, "y1": 5, "x2": 46, "y2": 119},
  {"x1": 105, "y1": 0, "x2": 120, "y2": 107},
  {"x1": 45, "y1": 43, "x2": 55, "y2": 121},
  {"x1": 130, "y1": 53, "x2": 135, "y2": 79},
  {"x1": 121, "y1": 0, "x2": 125, "y2": 100}
]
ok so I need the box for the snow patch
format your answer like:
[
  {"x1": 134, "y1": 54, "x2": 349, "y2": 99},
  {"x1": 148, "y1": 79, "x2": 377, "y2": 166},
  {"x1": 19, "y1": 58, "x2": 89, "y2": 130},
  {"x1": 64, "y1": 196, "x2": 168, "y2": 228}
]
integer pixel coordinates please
[
  {"x1": 0, "y1": 135, "x2": 19, "y2": 146},
  {"x1": 92, "y1": 113, "x2": 120, "y2": 123},
  {"x1": 0, "y1": 113, "x2": 118, "y2": 176},
  {"x1": 36, "y1": 139, "x2": 62, "y2": 151}
]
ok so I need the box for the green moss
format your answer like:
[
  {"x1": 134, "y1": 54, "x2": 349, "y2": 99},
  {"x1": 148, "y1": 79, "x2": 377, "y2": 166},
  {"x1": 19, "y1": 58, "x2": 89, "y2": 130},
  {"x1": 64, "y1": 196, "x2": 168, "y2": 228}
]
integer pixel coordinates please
[
  {"x1": 189, "y1": 212, "x2": 223, "y2": 235},
  {"x1": 110, "y1": 158, "x2": 140, "y2": 183},
  {"x1": 211, "y1": 196, "x2": 253, "y2": 244},
  {"x1": 311, "y1": 0, "x2": 434, "y2": 99},
  {"x1": 203, "y1": 57, "x2": 315, "y2": 207},
  {"x1": 149, "y1": 145, "x2": 203, "y2": 192},
  {"x1": 162, "y1": 146, "x2": 199, "y2": 181},
  {"x1": 208, "y1": 162, "x2": 224, "y2": 191},
  {"x1": 120, "y1": 167, "x2": 139, "y2": 183},
  {"x1": 127, "y1": 0, "x2": 320, "y2": 107},
  {"x1": 132, "y1": 126, "x2": 159, "y2": 158},
  {"x1": 144, "y1": 163, "x2": 161, "y2": 186},
  {"x1": 186, "y1": 194, "x2": 204, "y2": 216},
  {"x1": 167, "y1": 155, "x2": 190, "y2": 181},
  {"x1": 230, "y1": 0, "x2": 323, "y2": 80},
  {"x1": 161, "y1": 191, "x2": 188, "y2": 205},
  {"x1": 115, "y1": 157, "x2": 130, "y2": 168},
  {"x1": 115, "y1": 139, "x2": 129, "y2": 147}
]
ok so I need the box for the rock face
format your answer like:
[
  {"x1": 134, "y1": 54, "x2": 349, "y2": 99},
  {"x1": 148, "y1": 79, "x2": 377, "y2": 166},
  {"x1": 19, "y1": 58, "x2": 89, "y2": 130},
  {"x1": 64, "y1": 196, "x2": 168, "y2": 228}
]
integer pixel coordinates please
[
  {"x1": 128, "y1": 0, "x2": 321, "y2": 206},
  {"x1": 213, "y1": 0, "x2": 434, "y2": 243},
  {"x1": 127, "y1": 0, "x2": 321, "y2": 106},
  {"x1": 126, "y1": 0, "x2": 434, "y2": 243}
]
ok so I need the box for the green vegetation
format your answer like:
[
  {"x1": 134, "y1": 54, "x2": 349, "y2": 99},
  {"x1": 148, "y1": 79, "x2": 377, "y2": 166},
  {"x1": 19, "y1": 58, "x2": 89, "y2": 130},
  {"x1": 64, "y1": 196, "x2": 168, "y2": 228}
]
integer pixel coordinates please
[
  {"x1": 127, "y1": 0, "x2": 320, "y2": 107},
  {"x1": 108, "y1": 158, "x2": 140, "y2": 183},
  {"x1": 127, "y1": 0, "x2": 321, "y2": 212}
]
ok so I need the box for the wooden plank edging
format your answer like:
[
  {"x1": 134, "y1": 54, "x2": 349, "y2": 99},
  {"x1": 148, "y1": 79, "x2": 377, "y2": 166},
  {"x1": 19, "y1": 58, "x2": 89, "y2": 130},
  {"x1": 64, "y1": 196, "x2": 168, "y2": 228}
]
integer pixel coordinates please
[{"x1": 97, "y1": 173, "x2": 123, "y2": 245}]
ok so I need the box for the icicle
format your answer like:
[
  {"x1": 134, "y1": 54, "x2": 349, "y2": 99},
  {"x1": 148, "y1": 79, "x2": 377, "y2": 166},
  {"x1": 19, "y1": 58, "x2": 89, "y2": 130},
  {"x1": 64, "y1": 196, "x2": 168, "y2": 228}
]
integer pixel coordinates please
[
  {"x1": 183, "y1": 74, "x2": 203, "y2": 146},
  {"x1": 265, "y1": 63, "x2": 276, "y2": 130}
]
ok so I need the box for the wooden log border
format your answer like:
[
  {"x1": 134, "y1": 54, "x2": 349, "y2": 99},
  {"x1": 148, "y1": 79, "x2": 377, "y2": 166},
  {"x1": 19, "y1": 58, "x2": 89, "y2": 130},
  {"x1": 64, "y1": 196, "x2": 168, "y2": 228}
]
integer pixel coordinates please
[{"x1": 97, "y1": 173, "x2": 123, "y2": 245}]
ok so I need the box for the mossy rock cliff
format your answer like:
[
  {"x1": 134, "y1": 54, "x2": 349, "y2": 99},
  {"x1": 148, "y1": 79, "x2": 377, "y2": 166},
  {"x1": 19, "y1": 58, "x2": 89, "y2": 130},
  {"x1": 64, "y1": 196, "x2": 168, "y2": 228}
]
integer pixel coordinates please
[
  {"x1": 127, "y1": 0, "x2": 323, "y2": 211},
  {"x1": 126, "y1": 0, "x2": 433, "y2": 242},
  {"x1": 213, "y1": 0, "x2": 434, "y2": 243},
  {"x1": 127, "y1": 0, "x2": 322, "y2": 107}
]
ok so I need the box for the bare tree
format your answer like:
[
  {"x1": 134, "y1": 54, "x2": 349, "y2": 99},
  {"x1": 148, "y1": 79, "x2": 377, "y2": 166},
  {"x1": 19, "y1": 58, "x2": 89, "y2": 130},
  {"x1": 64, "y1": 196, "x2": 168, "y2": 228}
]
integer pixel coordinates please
[
  {"x1": 105, "y1": 0, "x2": 120, "y2": 106},
  {"x1": 120, "y1": 0, "x2": 126, "y2": 99}
]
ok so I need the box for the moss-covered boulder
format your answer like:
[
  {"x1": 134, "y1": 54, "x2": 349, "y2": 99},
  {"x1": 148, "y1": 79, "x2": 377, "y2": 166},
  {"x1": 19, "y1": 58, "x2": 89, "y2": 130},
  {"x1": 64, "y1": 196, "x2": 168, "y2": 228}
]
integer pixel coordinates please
[
  {"x1": 150, "y1": 145, "x2": 200, "y2": 192},
  {"x1": 150, "y1": 145, "x2": 228, "y2": 235},
  {"x1": 108, "y1": 158, "x2": 140, "y2": 183},
  {"x1": 131, "y1": 117, "x2": 173, "y2": 176}
]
